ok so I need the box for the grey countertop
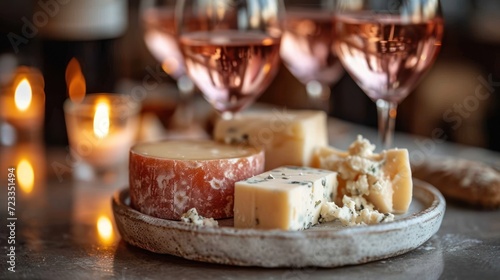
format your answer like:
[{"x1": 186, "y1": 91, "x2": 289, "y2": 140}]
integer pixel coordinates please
[{"x1": 1, "y1": 119, "x2": 499, "y2": 279}]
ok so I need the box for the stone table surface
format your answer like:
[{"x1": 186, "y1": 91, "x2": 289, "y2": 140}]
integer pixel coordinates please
[{"x1": 1, "y1": 119, "x2": 499, "y2": 279}]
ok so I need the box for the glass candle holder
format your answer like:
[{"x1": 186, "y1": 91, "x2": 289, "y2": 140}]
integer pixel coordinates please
[{"x1": 64, "y1": 93, "x2": 140, "y2": 182}]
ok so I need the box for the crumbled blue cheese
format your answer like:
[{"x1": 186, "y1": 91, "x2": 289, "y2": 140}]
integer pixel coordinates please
[
  {"x1": 320, "y1": 195, "x2": 395, "y2": 226},
  {"x1": 313, "y1": 136, "x2": 401, "y2": 226},
  {"x1": 180, "y1": 208, "x2": 218, "y2": 227},
  {"x1": 331, "y1": 136, "x2": 391, "y2": 193},
  {"x1": 313, "y1": 135, "x2": 408, "y2": 214}
]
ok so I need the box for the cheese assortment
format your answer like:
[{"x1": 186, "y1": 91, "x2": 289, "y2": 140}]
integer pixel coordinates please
[
  {"x1": 213, "y1": 109, "x2": 328, "y2": 170},
  {"x1": 129, "y1": 140, "x2": 264, "y2": 220},
  {"x1": 128, "y1": 108, "x2": 414, "y2": 231},
  {"x1": 311, "y1": 135, "x2": 413, "y2": 214},
  {"x1": 234, "y1": 166, "x2": 338, "y2": 230}
]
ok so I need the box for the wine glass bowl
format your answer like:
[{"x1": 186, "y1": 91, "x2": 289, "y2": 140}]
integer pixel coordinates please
[
  {"x1": 141, "y1": 0, "x2": 185, "y2": 80},
  {"x1": 177, "y1": 0, "x2": 284, "y2": 119},
  {"x1": 141, "y1": 0, "x2": 200, "y2": 133},
  {"x1": 334, "y1": 0, "x2": 444, "y2": 147},
  {"x1": 280, "y1": 0, "x2": 344, "y2": 110}
]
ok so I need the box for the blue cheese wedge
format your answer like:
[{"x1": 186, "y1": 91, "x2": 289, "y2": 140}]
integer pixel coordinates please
[
  {"x1": 311, "y1": 135, "x2": 412, "y2": 214},
  {"x1": 234, "y1": 166, "x2": 337, "y2": 230}
]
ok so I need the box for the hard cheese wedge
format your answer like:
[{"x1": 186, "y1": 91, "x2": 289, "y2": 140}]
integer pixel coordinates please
[
  {"x1": 234, "y1": 166, "x2": 338, "y2": 230},
  {"x1": 129, "y1": 140, "x2": 264, "y2": 220},
  {"x1": 213, "y1": 109, "x2": 328, "y2": 170},
  {"x1": 311, "y1": 136, "x2": 412, "y2": 214}
]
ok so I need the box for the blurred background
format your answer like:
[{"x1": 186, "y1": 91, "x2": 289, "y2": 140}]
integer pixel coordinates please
[{"x1": 0, "y1": 0, "x2": 499, "y2": 151}]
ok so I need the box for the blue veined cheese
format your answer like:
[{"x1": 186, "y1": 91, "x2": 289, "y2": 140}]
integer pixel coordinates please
[
  {"x1": 311, "y1": 135, "x2": 413, "y2": 214},
  {"x1": 320, "y1": 195, "x2": 395, "y2": 226},
  {"x1": 180, "y1": 208, "x2": 218, "y2": 227},
  {"x1": 234, "y1": 166, "x2": 338, "y2": 230},
  {"x1": 213, "y1": 109, "x2": 328, "y2": 171}
]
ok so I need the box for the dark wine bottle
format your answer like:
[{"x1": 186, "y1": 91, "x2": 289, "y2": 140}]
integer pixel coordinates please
[{"x1": 38, "y1": 0, "x2": 128, "y2": 146}]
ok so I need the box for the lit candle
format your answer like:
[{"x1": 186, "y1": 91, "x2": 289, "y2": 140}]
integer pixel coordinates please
[
  {"x1": 0, "y1": 67, "x2": 45, "y2": 141},
  {"x1": 65, "y1": 57, "x2": 86, "y2": 103},
  {"x1": 64, "y1": 94, "x2": 140, "y2": 170}
]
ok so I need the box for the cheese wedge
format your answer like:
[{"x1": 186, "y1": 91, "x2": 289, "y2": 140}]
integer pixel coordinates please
[
  {"x1": 213, "y1": 109, "x2": 328, "y2": 170},
  {"x1": 234, "y1": 166, "x2": 337, "y2": 230},
  {"x1": 129, "y1": 140, "x2": 264, "y2": 220},
  {"x1": 311, "y1": 136, "x2": 412, "y2": 214}
]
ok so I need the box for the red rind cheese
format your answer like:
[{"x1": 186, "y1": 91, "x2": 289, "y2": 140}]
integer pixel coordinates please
[{"x1": 129, "y1": 140, "x2": 264, "y2": 219}]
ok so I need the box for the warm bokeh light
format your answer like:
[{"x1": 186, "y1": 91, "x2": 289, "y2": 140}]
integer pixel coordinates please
[
  {"x1": 161, "y1": 58, "x2": 180, "y2": 76},
  {"x1": 93, "y1": 98, "x2": 110, "y2": 139},
  {"x1": 14, "y1": 78, "x2": 32, "y2": 111},
  {"x1": 65, "y1": 58, "x2": 86, "y2": 103},
  {"x1": 97, "y1": 215, "x2": 114, "y2": 243},
  {"x1": 261, "y1": 38, "x2": 275, "y2": 46},
  {"x1": 17, "y1": 159, "x2": 34, "y2": 194}
]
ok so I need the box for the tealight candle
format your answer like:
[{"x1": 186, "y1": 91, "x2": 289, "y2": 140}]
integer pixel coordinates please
[
  {"x1": 0, "y1": 67, "x2": 45, "y2": 143},
  {"x1": 64, "y1": 94, "x2": 140, "y2": 178}
]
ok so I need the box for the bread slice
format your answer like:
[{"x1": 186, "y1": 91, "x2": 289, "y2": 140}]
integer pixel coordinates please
[{"x1": 412, "y1": 157, "x2": 500, "y2": 209}]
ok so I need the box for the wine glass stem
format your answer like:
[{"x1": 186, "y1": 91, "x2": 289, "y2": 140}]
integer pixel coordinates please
[
  {"x1": 306, "y1": 81, "x2": 331, "y2": 112},
  {"x1": 172, "y1": 75, "x2": 195, "y2": 128},
  {"x1": 376, "y1": 99, "x2": 398, "y2": 149}
]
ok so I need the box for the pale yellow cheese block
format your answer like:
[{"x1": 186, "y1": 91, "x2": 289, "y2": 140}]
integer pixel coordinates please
[
  {"x1": 382, "y1": 149, "x2": 413, "y2": 213},
  {"x1": 311, "y1": 139, "x2": 412, "y2": 214},
  {"x1": 234, "y1": 166, "x2": 338, "y2": 230},
  {"x1": 213, "y1": 109, "x2": 328, "y2": 171}
]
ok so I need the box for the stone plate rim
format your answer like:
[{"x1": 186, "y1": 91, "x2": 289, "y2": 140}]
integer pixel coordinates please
[{"x1": 112, "y1": 178, "x2": 446, "y2": 267}]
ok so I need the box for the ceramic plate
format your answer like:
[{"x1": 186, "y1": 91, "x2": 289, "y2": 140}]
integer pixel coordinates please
[{"x1": 112, "y1": 179, "x2": 445, "y2": 267}]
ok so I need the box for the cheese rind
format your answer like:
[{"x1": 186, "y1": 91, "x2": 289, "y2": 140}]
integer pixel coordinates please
[
  {"x1": 311, "y1": 136, "x2": 412, "y2": 214},
  {"x1": 129, "y1": 140, "x2": 264, "y2": 220},
  {"x1": 234, "y1": 166, "x2": 337, "y2": 230},
  {"x1": 213, "y1": 109, "x2": 328, "y2": 170}
]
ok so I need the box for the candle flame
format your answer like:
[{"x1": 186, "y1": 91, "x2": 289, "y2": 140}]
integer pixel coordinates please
[
  {"x1": 14, "y1": 79, "x2": 32, "y2": 111},
  {"x1": 97, "y1": 215, "x2": 114, "y2": 244},
  {"x1": 17, "y1": 159, "x2": 34, "y2": 194},
  {"x1": 93, "y1": 98, "x2": 110, "y2": 139},
  {"x1": 65, "y1": 58, "x2": 86, "y2": 103}
]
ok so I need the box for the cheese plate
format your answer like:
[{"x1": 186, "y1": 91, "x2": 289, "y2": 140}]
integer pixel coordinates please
[{"x1": 112, "y1": 179, "x2": 445, "y2": 267}]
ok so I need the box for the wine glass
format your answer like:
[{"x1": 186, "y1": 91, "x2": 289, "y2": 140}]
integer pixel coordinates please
[
  {"x1": 140, "y1": 0, "x2": 195, "y2": 129},
  {"x1": 334, "y1": 0, "x2": 444, "y2": 147},
  {"x1": 176, "y1": 0, "x2": 285, "y2": 120},
  {"x1": 280, "y1": 0, "x2": 344, "y2": 111}
]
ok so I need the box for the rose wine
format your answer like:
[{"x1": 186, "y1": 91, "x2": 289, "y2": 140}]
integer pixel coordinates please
[
  {"x1": 142, "y1": 8, "x2": 185, "y2": 79},
  {"x1": 335, "y1": 14, "x2": 444, "y2": 103},
  {"x1": 281, "y1": 10, "x2": 343, "y2": 85},
  {"x1": 179, "y1": 30, "x2": 281, "y2": 114}
]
